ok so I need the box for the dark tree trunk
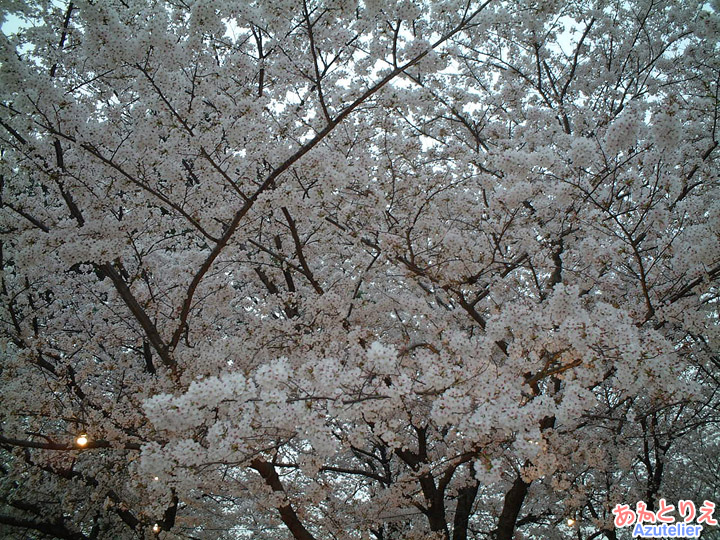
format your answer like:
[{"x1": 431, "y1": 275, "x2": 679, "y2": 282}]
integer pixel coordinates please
[
  {"x1": 453, "y1": 476, "x2": 479, "y2": 540},
  {"x1": 494, "y1": 474, "x2": 530, "y2": 540}
]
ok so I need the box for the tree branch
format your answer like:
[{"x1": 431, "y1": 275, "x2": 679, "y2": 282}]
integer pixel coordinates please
[{"x1": 250, "y1": 458, "x2": 317, "y2": 540}]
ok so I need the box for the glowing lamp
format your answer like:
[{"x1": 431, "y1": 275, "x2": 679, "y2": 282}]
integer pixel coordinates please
[
  {"x1": 76, "y1": 434, "x2": 89, "y2": 447},
  {"x1": 567, "y1": 518, "x2": 576, "y2": 526},
  {"x1": 152, "y1": 523, "x2": 161, "y2": 534}
]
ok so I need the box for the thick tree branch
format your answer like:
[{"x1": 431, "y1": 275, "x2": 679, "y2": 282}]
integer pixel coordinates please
[
  {"x1": 99, "y1": 262, "x2": 176, "y2": 374},
  {"x1": 0, "y1": 434, "x2": 141, "y2": 451},
  {"x1": 0, "y1": 514, "x2": 86, "y2": 540},
  {"x1": 250, "y1": 458, "x2": 317, "y2": 540}
]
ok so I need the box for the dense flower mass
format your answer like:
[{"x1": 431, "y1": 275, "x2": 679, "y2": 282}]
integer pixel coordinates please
[{"x1": 0, "y1": 1, "x2": 718, "y2": 539}]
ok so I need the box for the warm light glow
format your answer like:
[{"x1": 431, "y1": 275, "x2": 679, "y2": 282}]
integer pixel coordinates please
[
  {"x1": 76, "y1": 434, "x2": 89, "y2": 447},
  {"x1": 567, "y1": 518, "x2": 576, "y2": 526},
  {"x1": 152, "y1": 523, "x2": 161, "y2": 533},
  {"x1": 153, "y1": 476, "x2": 159, "y2": 481}
]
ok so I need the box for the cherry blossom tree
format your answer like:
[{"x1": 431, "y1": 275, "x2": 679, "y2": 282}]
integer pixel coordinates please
[{"x1": 1, "y1": 0, "x2": 718, "y2": 539}]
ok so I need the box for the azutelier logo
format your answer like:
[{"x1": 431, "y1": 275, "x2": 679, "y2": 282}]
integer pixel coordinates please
[{"x1": 612, "y1": 500, "x2": 717, "y2": 538}]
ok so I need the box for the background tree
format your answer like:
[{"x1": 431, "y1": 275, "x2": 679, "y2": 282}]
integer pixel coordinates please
[{"x1": 0, "y1": 0, "x2": 718, "y2": 538}]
